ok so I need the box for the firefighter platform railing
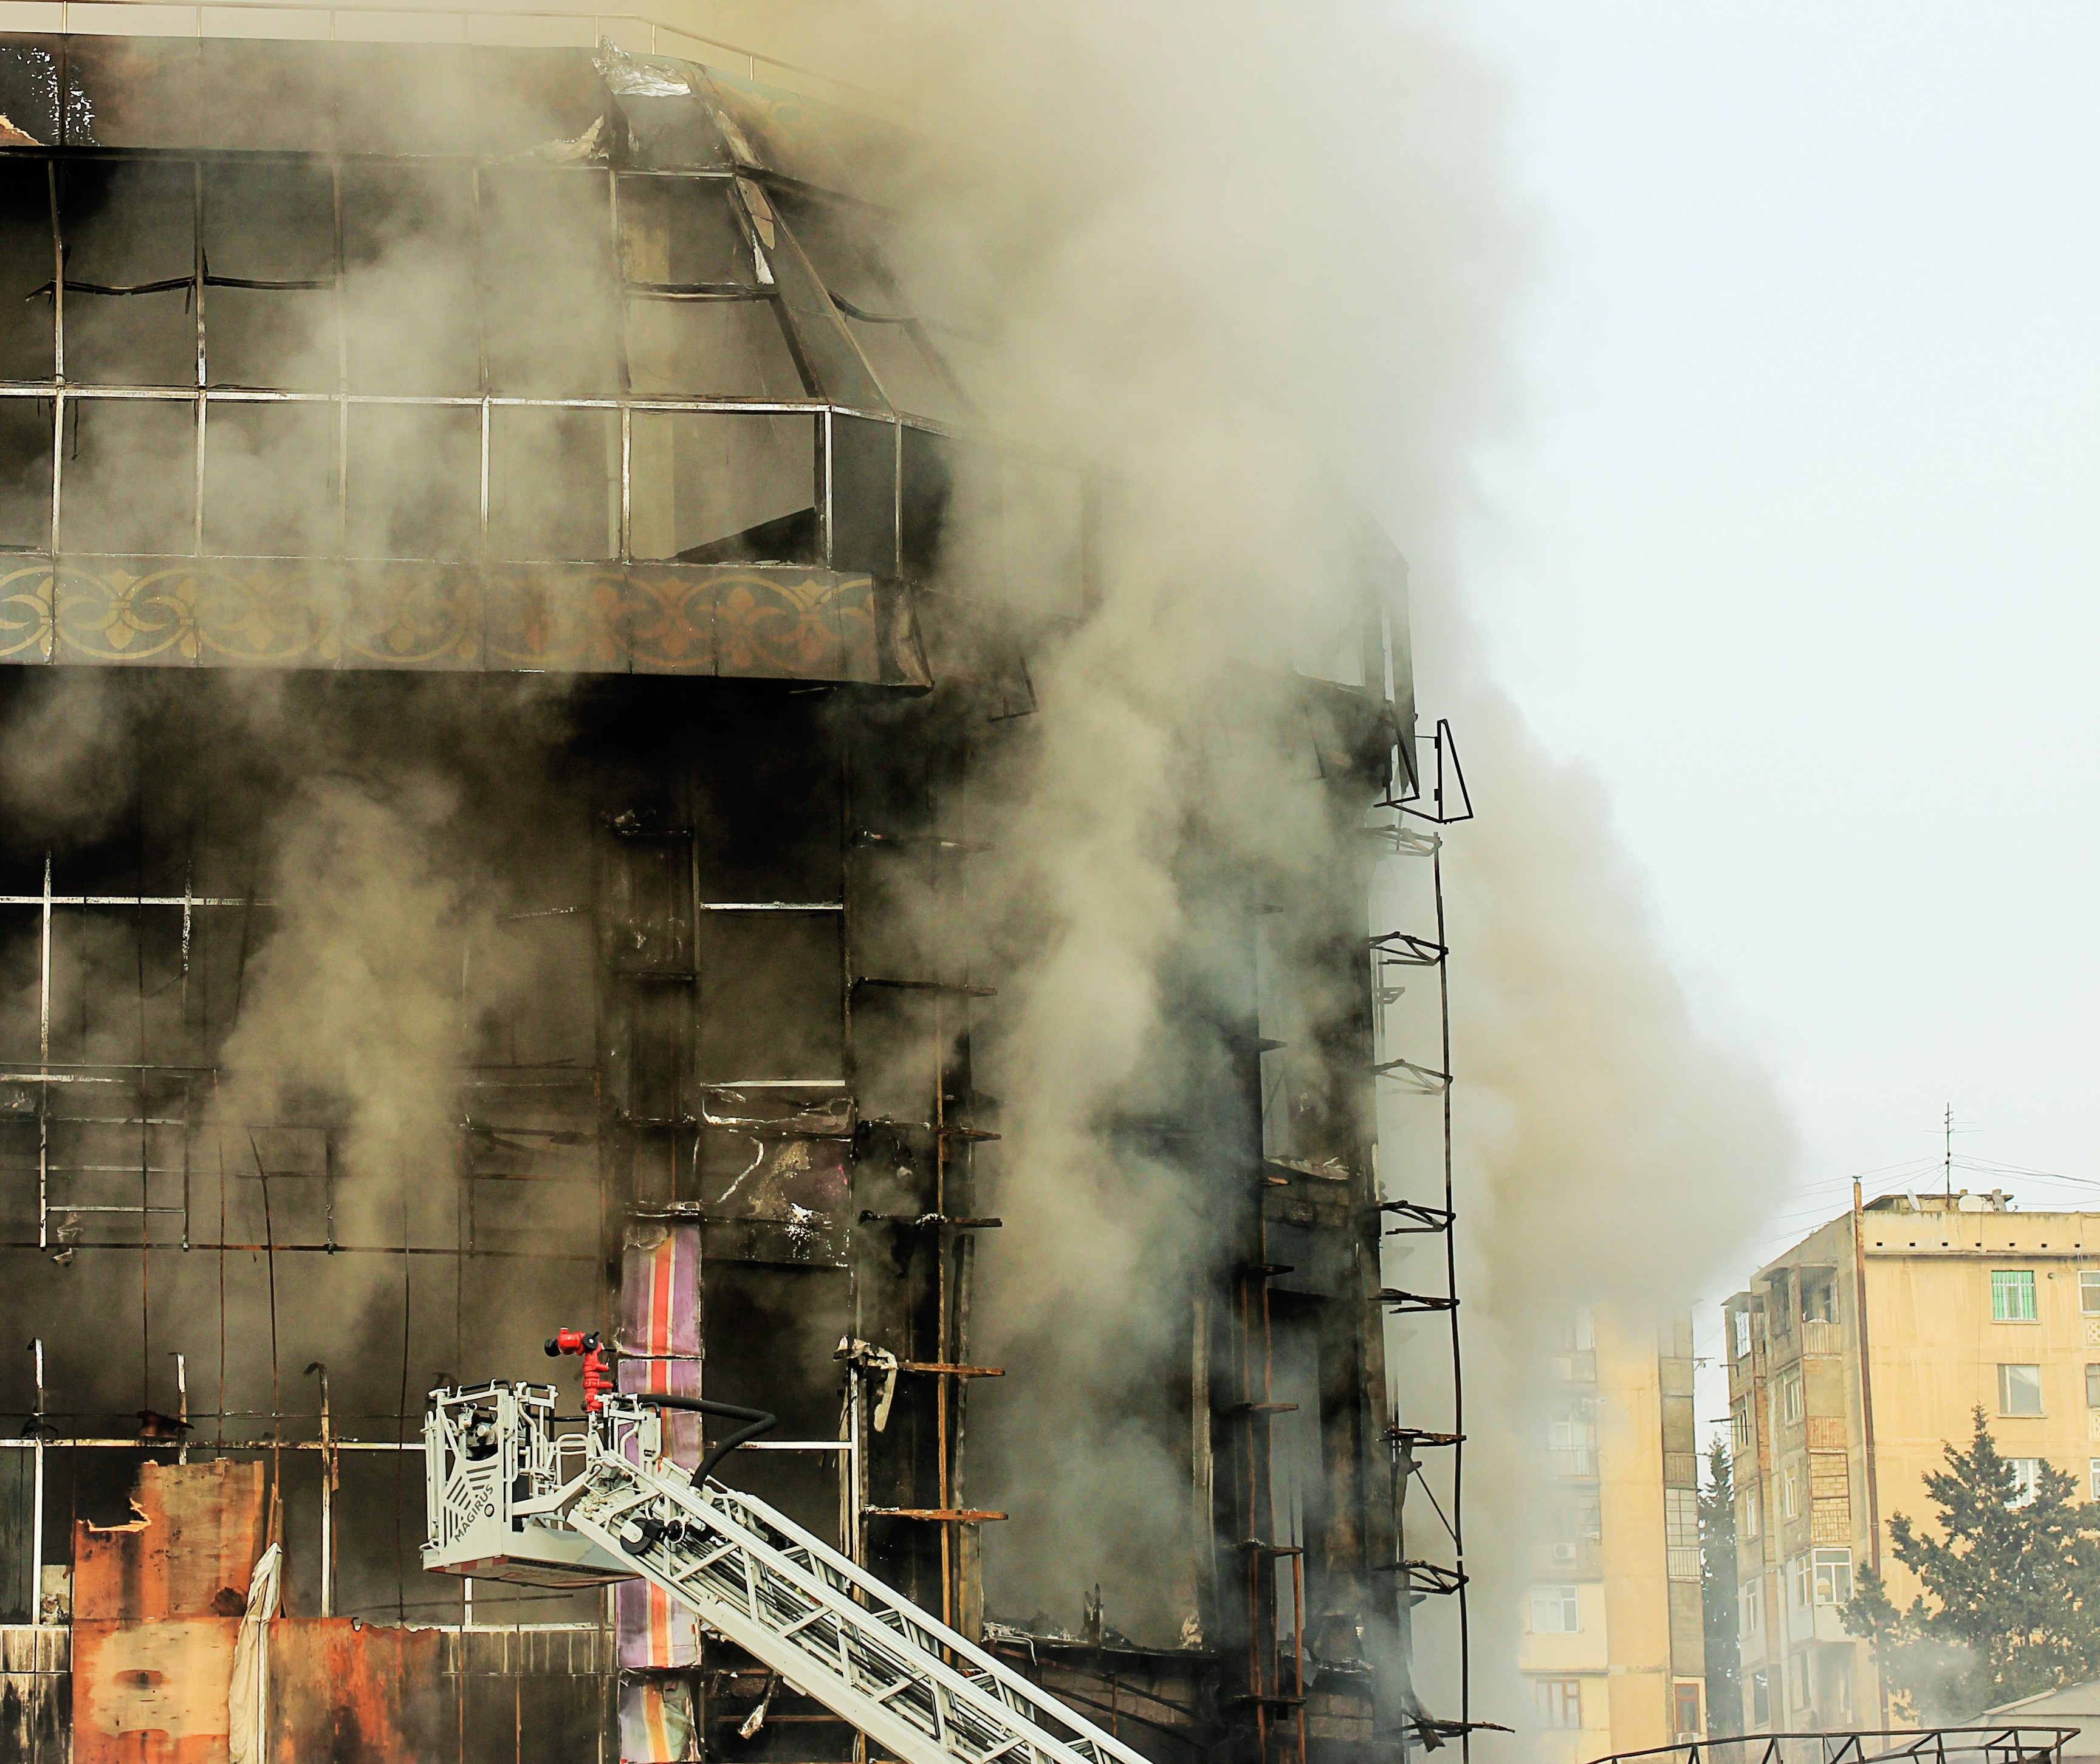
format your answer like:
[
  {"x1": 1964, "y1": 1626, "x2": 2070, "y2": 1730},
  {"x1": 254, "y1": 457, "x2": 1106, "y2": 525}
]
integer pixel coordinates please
[{"x1": 424, "y1": 1383, "x2": 1153, "y2": 1764}]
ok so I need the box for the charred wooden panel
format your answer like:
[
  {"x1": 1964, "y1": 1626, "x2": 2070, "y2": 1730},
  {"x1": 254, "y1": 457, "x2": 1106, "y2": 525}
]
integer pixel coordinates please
[
  {"x1": 73, "y1": 1460, "x2": 264, "y2": 1623},
  {"x1": 72, "y1": 1616, "x2": 238, "y2": 1763},
  {"x1": 267, "y1": 1619, "x2": 450, "y2": 1763}
]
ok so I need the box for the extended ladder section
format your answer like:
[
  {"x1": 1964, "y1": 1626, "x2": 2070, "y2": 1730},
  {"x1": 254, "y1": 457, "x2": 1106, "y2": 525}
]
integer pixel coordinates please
[{"x1": 424, "y1": 1384, "x2": 1152, "y2": 1764}]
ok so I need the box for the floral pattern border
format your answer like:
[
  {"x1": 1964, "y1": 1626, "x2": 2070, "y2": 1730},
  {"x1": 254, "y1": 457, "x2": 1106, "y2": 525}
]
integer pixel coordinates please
[{"x1": 0, "y1": 559, "x2": 931, "y2": 686}]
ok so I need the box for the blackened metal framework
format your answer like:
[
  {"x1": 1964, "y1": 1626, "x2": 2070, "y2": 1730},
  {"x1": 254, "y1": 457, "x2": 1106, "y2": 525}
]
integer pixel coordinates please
[
  {"x1": 0, "y1": 27, "x2": 1438, "y2": 1764},
  {"x1": 1371, "y1": 717, "x2": 1478, "y2": 1759},
  {"x1": 0, "y1": 169, "x2": 931, "y2": 557}
]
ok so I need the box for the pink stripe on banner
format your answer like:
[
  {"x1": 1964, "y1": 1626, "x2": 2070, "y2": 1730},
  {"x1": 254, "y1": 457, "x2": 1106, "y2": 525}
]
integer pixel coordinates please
[
  {"x1": 620, "y1": 1224, "x2": 701, "y2": 1357},
  {"x1": 616, "y1": 1222, "x2": 702, "y2": 1670}
]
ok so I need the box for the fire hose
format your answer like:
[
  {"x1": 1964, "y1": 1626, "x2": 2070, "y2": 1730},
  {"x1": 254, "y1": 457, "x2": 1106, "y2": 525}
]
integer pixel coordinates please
[{"x1": 546, "y1": 1328, "x2": 777, "y2": 1487}]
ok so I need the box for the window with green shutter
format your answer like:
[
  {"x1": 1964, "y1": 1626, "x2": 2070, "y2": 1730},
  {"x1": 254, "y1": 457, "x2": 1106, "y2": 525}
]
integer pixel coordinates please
[{"x1": 1992, "y1": 1269, "x2": 2037, "y2": 1322}]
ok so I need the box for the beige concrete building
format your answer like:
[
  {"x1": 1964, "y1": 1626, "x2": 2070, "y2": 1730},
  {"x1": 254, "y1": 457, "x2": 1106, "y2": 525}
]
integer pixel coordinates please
[
  {"x1": 1521, "y1": 1309, "x2": 1708, "y2": 1760},
  {"x1": 1726, "y1": 1191, "x2": 2100, "y2": 1734}
]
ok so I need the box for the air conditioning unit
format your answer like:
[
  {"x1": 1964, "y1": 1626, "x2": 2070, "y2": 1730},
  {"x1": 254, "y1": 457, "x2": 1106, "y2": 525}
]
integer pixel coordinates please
[{"x1": 1551, "y1": 1542, "x2": 1577, "y2": 1565}]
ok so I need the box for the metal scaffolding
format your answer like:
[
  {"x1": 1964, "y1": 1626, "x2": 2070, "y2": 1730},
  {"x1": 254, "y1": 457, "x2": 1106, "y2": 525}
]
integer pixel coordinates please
[{"x1": 1371, "y1": 716, "x2": 1480, "y2": 1757}]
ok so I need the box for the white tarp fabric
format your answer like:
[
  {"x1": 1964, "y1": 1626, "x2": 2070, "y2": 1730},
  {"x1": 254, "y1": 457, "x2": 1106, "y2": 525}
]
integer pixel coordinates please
[{"x1": 227, "y1": 1542, "x2": 282, "y2": 1764}]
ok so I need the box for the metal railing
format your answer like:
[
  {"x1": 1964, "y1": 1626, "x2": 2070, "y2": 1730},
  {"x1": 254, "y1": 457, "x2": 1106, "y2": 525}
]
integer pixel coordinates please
[
  {"x1": 1591, "y1": 1728, "x2": 2078, "y2": 1764},
  {"x1": 1801, "y1": 1319, "x2": 1847, "y2": 1357}
]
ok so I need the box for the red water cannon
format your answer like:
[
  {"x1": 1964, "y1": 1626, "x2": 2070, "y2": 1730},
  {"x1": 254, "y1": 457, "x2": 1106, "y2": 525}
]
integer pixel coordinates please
[{"x1": 546, "y1": 1328, "x2": 611, "y2": 1412}]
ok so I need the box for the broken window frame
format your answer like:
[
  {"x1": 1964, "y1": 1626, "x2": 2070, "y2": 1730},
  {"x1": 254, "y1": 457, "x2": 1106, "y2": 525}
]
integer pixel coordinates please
[{"x1": 0, "y1": 149, "x2": 1001, "y2": 574}]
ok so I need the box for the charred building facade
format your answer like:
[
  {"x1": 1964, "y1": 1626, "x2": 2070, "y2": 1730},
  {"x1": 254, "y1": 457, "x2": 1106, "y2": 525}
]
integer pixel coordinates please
[{"x1": 0, "y1": 24, "x2": 1463, "y2": 1764}]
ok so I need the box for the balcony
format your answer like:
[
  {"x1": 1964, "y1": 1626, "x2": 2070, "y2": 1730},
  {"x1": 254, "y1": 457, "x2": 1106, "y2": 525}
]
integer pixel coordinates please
[
  {"x1": 1786, "y1": 1601, "x2": 1853, "y2": 1645},
  {"x1": 1548, "y1": 1448, "x2": 1599, "y2": 1478},
  {"x1": 1802, "y1": 1319, "x2": 1845, "y2": 1357}
]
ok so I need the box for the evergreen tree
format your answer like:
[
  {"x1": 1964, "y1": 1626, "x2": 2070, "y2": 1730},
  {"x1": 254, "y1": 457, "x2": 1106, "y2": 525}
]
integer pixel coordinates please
[
  {"x1": 1845, "y1": 1407, "x2": 2100, "y2": 1721},
  {"x1": 1700, "y1": 1435, "x2": 1741, "y2": 1735}
]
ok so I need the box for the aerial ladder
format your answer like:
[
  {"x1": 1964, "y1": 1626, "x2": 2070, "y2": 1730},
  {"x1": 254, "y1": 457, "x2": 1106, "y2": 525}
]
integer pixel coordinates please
[{"x1": 423, "y1": 1333, "x2": 1151, "y2": 1764}]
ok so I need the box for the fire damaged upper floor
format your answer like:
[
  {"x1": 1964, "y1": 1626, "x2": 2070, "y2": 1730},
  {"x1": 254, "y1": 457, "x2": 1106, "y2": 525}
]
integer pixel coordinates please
[
  {"x1": 0, "y1": 28, "x2": 1435, "y2": 1764},
  {"x1": 0, "y1": 30, "x2": 1109, "y2": 683}
]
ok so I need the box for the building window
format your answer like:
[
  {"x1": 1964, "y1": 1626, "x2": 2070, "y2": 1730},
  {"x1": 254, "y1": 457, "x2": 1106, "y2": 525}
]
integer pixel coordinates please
[
  {"x1": 1535, "y1": 1678, "x2": 1582, "y2": 1729},
  {"x1": 1530, "y1": 1585, "x2": 1579, "y2": 1635},
  {"x1": 1742, "y1": 1489, "x2": 1761, "y2": 1540},
  {"x1": 1780, "y1": 1373, "x2": 1803, "y2": 1424},
  {"x1": 1788, "y1": 1555, "x2": 1810, "y2": 1611},
  {"x1": 1802, "y1": 1275, "x2": 1836, "y2": 1325},
  {"x1": 1740, "y1": 1580, "x2": 1762, "y2": 1636},
  {"x1": 2009, "y1": 1458, "x2": 2042, "y2": 1508},
  {"x1": 1732, "y1": 1398, "x2": 1752, "y2": 1452},
  {"x1": 1548, "y1": 1308, "x2": 1595, "y2": 1353},
  {"x1": 1812, "y1": 1548, "x2": 1853, "y2": 1605},
  {"x1": 1782, "y1": 1467, "x2": 1799, "y2": 1520},
  {"x1": 1751, "y1": 1670, "x2": 1771, "y2": 1728},
  {"x1": 1674, "y1": 1681, "x2": 1703, "y2": 1740},
  {"x1": 2090, "y1": 1460, "x2": 2100, "y2": 1501},
  {"x1": 1992, "y1": 1269, "x2": 2038, "y2": 1322},
  {"x1": 1999, "y1": 1362, "x2": 2045, "y2": 1417},
  {"x1": 2087, "y1": 1364, "x2": 2099, "y2": 1410},
  {"x1": 1734, "y1": 1308, "x2": 1752, "y2": 1360},
  {"x1": 1547, "y1": 1404, "x2": 1597, "y2": 1476},
  {"x1": 1666, "y1": 1486, "x2": 1700, "y2": 1580},
  {"x1": 1551, "y1": 1489, "x2": 1602, "y2": 1542},
  {"x1": 2081, "y1": 1270, "x2": 2100, "y2": 1315}
]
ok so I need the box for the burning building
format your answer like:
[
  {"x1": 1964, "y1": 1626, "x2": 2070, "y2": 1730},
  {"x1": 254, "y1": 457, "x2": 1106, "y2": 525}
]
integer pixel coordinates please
[{"x1": 0, "y1": 16, "x2": 1469, "y2": 1763}]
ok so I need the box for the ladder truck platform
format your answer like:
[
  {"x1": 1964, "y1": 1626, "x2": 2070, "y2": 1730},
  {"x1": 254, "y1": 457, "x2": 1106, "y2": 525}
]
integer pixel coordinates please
[{"x1": 423, "y1": 1376, "x2": 1153, "y2": 1764}]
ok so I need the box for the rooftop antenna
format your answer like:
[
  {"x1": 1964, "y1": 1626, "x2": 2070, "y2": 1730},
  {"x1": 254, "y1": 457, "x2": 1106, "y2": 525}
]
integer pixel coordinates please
[{"x1": 1945, "y1": 1103, "x2": 1953, "y2": 1204}]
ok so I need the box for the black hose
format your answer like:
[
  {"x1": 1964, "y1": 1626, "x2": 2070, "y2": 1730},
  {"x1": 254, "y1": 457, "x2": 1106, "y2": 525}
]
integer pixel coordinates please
[{"x1": 631, "y1": 1393, "x2": 777, "y2": 1486}]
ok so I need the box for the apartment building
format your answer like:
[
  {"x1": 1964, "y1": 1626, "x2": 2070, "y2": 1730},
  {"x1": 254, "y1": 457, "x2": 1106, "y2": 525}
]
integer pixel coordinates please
[
  {"x1": 1725, "y1": 1191, "x2": 2100, "y2": 1735},
  {"x1": 1522, "y1": 1309, "x2": 1708, "y2": 1759}
]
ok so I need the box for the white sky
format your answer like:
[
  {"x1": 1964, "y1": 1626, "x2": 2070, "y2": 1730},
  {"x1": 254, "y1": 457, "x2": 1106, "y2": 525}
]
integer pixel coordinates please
[{"x1": 1442, "y1": 5, "x2": 2100, "y2": 1356}]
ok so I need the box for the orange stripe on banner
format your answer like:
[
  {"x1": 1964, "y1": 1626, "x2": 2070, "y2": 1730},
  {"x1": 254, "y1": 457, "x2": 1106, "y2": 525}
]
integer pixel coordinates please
[
  {"x1": 645, "y1": 1686, "x2": 671, "y2": 1751},
  {"x1": 651, "y1": 1240, "x2": 673, "y2": 1356},
  {"x1": 651, "y1": 1582, "x2": 670, "y2": 1661}
]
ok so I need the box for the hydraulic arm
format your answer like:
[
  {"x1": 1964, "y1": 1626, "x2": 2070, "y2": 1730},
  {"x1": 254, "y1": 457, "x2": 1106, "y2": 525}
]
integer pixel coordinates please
[{"x1": 424, "y1": 1377, "x2": 1151, "y2": 1764}]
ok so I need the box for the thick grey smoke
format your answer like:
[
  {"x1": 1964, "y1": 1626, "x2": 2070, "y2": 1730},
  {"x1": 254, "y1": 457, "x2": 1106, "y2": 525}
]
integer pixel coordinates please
[
  {"x1": 0, "y1": 0, "x2": 1802, "y2": 1708},
  {"x1": 833, "y1": 0, "x2": 1797, "y2": 1719},
  {"x1": 216, "y1": 771, "x2": 478, "y2": 1239}
]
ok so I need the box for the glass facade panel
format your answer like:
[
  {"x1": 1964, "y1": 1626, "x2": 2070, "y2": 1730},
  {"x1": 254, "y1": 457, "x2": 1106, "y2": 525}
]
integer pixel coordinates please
[
  {"x1": 202, "y1": 400, "x2": 337, "y2": 557},
  {"x1": 489, "y1": 405, "x2": 618, "y2": 561},
  {"x1": 60, "y1": 159, "x2": 197, "y2": 387},
  {"x1": 62, "y1": 397, "x2": 195, "y2": 554},
  {"x1": 628, "y1": 411, "x2": 820, "y2": 565},
  {"x1": 0, "y1": 162, "x2": 55, "y2": 382},
  {"x1": 0, "y1": 399, "x2": 50, "y2": 552},
  {"x1": 345, "y1": 403, "x2": 479, "y2": 561}
]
